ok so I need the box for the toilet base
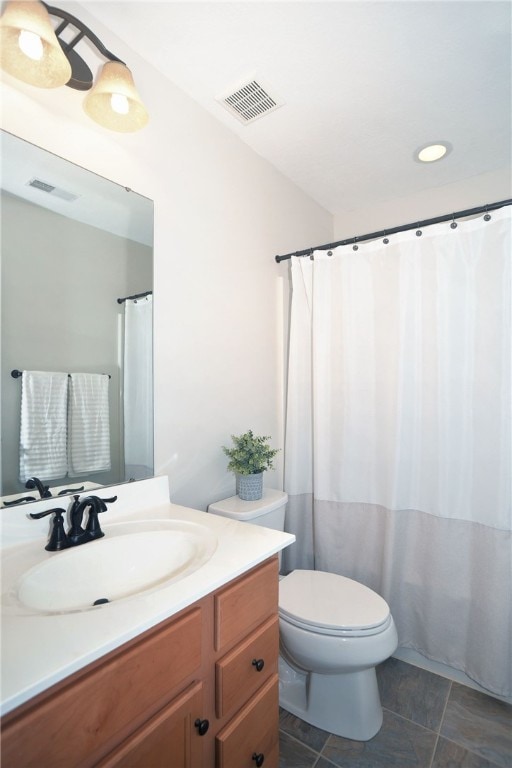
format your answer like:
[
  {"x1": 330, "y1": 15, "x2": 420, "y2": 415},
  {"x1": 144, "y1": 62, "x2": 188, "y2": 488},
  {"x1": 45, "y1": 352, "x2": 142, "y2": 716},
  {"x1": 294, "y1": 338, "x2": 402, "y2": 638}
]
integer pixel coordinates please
[{"x1": 278, "y1": 655, "x2": 383, "y2": 741}]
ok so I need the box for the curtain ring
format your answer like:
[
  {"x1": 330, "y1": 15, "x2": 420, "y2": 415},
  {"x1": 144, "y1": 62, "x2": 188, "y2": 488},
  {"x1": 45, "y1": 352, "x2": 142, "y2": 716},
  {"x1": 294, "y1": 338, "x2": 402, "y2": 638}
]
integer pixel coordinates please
[
  {"x1": 352, "y1": 237, "x2": 359, "y2": 251},
  {"x1": 416, "y1": 226, "x2": 422, "y2": 237},
  {"x1": 484, "y1": 205, "x2": 491, "y2": 222},
  {"x1": 450, "y1": 215, "x2": 457, "y2": 229},
  {"x1": 383, "y1": 230, "x2": 389, "y2": 244},
  {"x1": 327, "y1": 250, "x2": 333, "y2": 257}
]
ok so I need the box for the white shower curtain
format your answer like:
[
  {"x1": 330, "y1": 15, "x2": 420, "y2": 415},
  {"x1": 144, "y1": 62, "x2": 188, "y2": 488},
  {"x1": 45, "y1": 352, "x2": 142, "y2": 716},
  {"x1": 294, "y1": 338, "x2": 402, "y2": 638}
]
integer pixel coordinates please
[
  {"x1": 123, "y1": 295, "x2": 153, "y2": 480},
  {"x1": 284, "y1": 207, "x2": 511, "y2": 699}
]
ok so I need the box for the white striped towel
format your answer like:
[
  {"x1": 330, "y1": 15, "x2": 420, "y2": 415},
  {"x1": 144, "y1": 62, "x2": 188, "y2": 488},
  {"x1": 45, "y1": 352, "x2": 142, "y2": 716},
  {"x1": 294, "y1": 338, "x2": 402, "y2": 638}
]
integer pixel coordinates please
[
  {"x1": 19, "y1": 371, "x2": 68, "y2": 482},
  {"x1": 68, "y1": 373, "x2": 111, "y2": 475}
]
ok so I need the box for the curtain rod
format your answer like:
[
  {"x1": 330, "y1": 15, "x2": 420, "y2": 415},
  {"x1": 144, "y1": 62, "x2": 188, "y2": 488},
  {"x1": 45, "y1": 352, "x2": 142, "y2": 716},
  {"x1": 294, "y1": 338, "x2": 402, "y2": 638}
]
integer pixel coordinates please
[
  {"x1": 117, "y1": 290, "x2": 152, "y2": 304},
  {"x1": 274, "y1": 198, "x2": 512, "y2": 263}
]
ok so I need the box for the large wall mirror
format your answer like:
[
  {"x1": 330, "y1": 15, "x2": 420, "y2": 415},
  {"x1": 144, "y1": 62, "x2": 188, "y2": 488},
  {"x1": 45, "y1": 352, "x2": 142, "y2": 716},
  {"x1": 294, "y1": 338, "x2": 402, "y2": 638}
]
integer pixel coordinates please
[{"x1": 1, "y1": 131, "x2": 154, "y2": 508}]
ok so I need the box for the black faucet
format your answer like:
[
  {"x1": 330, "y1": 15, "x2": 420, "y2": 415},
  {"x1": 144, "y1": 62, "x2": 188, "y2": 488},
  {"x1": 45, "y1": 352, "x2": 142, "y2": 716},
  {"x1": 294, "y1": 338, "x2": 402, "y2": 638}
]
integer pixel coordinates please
[
  {"x1": 30, "y1": 495, "x2": 117, "y2": 551},
  {"x1": 23, "y1": 477, "x2": 86, "y2": 499},
  {"x1": 25, "y1": 477, "x2": 52, "y2": 499},
  {"x1": 68, "y1": 495, "x2": 118, "y2": 546}
]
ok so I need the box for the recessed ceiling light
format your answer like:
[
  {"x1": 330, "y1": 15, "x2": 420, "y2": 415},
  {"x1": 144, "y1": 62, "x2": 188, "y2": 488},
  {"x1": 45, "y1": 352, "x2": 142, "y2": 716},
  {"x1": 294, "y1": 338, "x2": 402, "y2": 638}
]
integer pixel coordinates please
[{"x1": 415, "y1": 142, "x2": 452, "y2": 163}]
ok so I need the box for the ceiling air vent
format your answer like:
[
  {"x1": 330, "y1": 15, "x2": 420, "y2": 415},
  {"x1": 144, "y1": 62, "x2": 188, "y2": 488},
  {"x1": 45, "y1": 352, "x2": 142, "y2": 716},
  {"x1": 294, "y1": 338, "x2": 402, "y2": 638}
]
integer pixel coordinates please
[
  {"x1": 27, "y1": 178, "x2": 79, "y2": 202},
  {"x1": 217, "y1": 79, "x2": 284, "y2": 125}
]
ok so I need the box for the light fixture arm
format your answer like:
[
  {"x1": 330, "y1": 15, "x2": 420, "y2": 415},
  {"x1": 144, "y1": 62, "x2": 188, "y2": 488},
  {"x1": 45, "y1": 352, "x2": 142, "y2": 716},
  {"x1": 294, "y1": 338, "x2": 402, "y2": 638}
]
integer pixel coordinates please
[{"x1": 40, "y1": 2, "x2": 126, "y2": 90}]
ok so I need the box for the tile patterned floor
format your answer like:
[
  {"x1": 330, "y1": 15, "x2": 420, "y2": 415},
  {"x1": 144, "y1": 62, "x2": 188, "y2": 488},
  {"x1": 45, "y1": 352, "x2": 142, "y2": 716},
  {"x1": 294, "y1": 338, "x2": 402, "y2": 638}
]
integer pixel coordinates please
[{"x1": 279, "y1": 658, "x2": 512, "y2": 768}]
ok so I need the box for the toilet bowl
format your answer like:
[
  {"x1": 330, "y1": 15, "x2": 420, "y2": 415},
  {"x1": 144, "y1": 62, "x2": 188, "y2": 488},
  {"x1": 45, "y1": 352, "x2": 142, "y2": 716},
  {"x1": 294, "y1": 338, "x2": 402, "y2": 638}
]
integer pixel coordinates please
[
  {"x1": 278, "y1": 568, "x2": 398, "y2": 739},
  {"x1": 208, "y1": 490, "x2": 398, "y2": 740}
]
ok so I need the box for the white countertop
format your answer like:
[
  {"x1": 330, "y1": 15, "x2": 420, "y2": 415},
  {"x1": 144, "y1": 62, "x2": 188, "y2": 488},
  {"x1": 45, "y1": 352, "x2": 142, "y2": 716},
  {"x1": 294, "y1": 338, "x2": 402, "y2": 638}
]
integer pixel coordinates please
[{"x1": 0, "y1": 476, "x2": 295, "y2": 716}]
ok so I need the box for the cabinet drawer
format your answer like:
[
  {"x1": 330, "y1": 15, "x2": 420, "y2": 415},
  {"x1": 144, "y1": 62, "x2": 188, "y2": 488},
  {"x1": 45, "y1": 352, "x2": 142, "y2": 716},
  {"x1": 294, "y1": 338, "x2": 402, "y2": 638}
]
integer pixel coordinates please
[
  {"x1": 215, "y1": 616, "x2": 278, "y2": 718},
  {"x1": 216, "y1": 674, "x2": 279, "y2": 768},
  {"x1": 1, "y1": 607, "x2": 203, "y2": 768},
  {"x1": 97, "y1": 681, "x2": 204, "y2": 768},
  {"x1": 214, "y1": 558, "x2": 278, "y2": 652}
]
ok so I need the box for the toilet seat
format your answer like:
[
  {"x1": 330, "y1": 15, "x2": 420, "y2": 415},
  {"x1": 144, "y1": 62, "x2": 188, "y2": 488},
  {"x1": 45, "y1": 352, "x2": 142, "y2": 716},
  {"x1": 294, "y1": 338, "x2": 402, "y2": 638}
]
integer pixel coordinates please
[{"x1": 279, "y1": 569, "x2": 391, "y2": 637}]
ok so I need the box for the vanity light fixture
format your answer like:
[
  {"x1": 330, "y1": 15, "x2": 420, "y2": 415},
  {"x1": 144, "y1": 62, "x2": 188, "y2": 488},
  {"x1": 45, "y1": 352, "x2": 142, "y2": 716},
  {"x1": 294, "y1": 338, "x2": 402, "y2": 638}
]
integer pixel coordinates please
[
  {"x1": 415, "y1": 142, "x2": 452, "y2": 163},
  {"x1": 0, "y1": 0, "x2": 148, "y2": 132}
]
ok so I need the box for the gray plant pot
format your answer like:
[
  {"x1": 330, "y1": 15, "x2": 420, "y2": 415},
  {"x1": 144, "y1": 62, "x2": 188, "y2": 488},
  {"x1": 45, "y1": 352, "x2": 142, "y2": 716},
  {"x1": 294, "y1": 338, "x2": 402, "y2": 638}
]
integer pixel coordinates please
[{"x1": 236, "y1": 472, "x2": 263, "y2": 501}]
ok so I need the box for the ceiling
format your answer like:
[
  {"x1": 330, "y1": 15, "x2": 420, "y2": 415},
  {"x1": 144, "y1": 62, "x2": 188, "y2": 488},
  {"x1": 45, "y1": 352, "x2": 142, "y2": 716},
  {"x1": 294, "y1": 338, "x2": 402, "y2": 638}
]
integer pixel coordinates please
[
  {"x1": 80, "y1": 0, "x2": 511, "y2": 216},
  {"x1": 1, "y1": 131, "x2": 153, "y2": 246}
]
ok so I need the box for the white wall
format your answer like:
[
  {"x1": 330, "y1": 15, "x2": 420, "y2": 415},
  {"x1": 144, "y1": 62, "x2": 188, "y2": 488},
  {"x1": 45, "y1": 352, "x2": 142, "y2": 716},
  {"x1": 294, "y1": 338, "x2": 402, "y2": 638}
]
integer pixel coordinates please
[
  {"x1": 333, "y1": 167, "x2": 511, "y2": 238},
  {"x1": 0, "y1": 3, "x2": 332, "y2": 511}
]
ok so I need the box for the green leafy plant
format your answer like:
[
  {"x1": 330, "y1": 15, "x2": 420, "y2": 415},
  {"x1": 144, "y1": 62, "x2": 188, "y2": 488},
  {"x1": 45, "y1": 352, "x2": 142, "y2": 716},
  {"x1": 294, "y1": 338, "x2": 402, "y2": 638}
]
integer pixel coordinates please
[{"x1": 222, "y1": 430, "x2": 280, "y2": 476}]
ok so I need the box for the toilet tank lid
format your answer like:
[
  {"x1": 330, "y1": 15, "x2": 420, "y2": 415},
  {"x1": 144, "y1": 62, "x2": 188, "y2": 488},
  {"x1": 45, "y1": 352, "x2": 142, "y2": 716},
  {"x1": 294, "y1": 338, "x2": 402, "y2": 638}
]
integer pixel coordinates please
[{"x1": 208, "y1": 488, "x2": 287, "y2": 520}]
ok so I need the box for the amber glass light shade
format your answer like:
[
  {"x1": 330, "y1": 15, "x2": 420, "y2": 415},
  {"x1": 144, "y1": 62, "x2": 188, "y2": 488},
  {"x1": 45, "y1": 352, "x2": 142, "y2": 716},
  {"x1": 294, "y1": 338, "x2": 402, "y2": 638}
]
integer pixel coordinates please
[
  {"x1": 0, "y1": 0, "x2": 71, "y2": 88},
  {"x1": 83, "y1": 61, "x2": 149, "y2": 133}
]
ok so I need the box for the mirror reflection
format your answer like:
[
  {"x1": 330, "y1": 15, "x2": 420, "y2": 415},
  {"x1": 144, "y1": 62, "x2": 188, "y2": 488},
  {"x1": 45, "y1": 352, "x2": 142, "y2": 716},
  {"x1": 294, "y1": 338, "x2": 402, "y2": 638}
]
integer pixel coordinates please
[{"x1": 1, "y1": 131, "x2": 154, "y2": 507}]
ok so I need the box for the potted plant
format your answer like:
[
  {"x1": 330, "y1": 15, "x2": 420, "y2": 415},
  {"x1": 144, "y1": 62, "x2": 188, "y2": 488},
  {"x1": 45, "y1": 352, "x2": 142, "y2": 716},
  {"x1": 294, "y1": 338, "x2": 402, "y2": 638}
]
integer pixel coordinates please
[{"x1": 222, "y1": 429, "x2": 280, "y2": 500}]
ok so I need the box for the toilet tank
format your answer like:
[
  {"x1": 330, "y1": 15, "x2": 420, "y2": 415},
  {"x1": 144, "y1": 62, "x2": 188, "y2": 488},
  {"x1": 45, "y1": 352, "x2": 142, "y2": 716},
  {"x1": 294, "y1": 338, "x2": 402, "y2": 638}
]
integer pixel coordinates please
[{"x1": 208, "y1": 488, "x2": 287, "y2": 532}]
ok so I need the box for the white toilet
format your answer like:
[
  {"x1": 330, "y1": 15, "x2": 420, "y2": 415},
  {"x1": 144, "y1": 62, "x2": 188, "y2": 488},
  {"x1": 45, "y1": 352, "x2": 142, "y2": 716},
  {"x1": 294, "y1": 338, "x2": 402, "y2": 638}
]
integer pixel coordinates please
[{"x1": 208, "y1": 490, "x2": 398, "y2": 741}]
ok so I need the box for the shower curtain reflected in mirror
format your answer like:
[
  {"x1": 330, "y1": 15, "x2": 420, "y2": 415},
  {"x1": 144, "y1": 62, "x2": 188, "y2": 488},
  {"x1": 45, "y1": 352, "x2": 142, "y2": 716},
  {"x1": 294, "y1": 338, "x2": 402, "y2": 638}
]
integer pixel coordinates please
[
  {"x1": 283, "y1": 207, "x2": 511, "y2": 699},
  {"x1": 123, "y1": 295, "x2": 153, "y2": 480}
]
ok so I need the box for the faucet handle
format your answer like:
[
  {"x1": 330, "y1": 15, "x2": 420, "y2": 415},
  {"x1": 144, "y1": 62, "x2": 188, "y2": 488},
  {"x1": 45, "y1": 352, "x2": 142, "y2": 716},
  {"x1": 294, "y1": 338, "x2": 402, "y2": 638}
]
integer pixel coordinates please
[
  {"x1": 29, "y1": 507, "x2": 69, "y2": 551},
  {"x1": 85, "y1": 500, "x2": 105, "y2": 540},
  {"x1": 84, "y1": 495, "x2": 117, "y2": 539},
  {"x1": 3, "y1": 496, "x2": 36, "y2": 506},
  {"x1": 29, "y1": 506, "x2": 66, "y2": 520},
  {"x1": 57, "y1": 485, "x2": 85, "y2": 496}
]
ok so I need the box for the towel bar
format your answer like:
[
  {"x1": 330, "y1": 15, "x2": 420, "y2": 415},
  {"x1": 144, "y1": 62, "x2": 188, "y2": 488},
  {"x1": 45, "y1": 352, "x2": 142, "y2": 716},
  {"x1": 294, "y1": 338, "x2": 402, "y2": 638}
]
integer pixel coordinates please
[{"x1": 11, "y1": 370, "x2": 111, "y2": 379}]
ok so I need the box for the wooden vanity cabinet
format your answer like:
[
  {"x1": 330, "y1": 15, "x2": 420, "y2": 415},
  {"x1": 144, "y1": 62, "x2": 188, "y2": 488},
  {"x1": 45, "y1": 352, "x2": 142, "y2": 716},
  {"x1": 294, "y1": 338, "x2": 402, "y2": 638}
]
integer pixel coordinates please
[{"x1": 0, "y1": 556, "x2": 280, "y2": 768}]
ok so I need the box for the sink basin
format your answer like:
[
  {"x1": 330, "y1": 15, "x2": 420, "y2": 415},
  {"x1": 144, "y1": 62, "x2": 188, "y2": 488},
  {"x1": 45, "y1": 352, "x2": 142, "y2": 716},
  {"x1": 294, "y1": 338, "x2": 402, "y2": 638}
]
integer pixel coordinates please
[{"x1": 15, "y1": 519, "x2": 217, "y2": 614}]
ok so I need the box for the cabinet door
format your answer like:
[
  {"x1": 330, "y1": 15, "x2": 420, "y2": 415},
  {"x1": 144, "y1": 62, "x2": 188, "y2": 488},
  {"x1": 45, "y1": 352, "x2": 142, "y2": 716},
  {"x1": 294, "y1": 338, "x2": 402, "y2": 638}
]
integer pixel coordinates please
[
  {"x1": 97, "y1": 682, "x2": 205, "y2": 768},
  {"x1": 216, "y1": 674, "x2": 279, "y2": 768}
]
